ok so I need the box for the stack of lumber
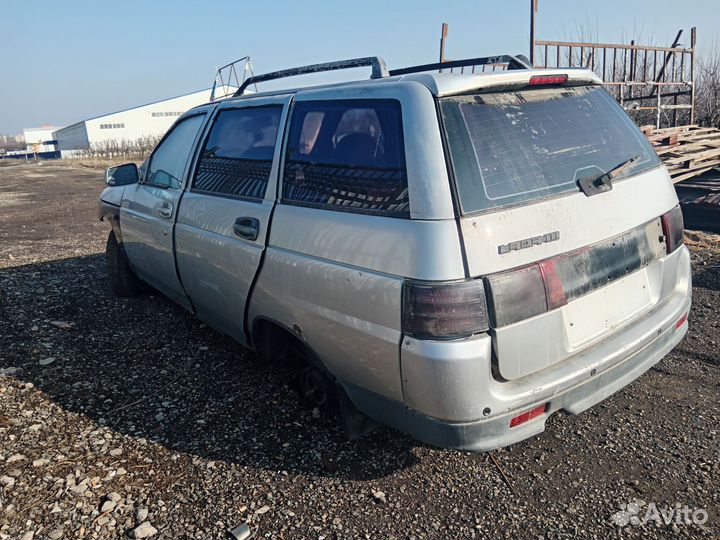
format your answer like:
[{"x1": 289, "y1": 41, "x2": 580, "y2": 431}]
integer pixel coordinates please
[{"x1": 642, "y1": 125, "x2": 720, "y2": 184}]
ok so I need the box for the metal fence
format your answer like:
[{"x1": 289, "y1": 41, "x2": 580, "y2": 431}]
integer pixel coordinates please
[
  {"x1": 437, "y1": 18, "x2": 697, "y2": 129},
  {"x1": 533, "y1": 29, "x2": 696, "y2": 128}
]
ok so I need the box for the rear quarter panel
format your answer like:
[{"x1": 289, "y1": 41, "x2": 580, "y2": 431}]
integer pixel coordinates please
[{"x1": 248, "y1": 205, "x2": 466, "y2": 401}]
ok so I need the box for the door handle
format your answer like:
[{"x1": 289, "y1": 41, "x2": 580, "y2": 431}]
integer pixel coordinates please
[
  {"x1": 233, "y1": 217, "x2": 260, "y2": 241},
  {"x1": 156, "y1": 201, "x2": 174, "y2": 218},
  {"x1": 126, "y1": 212, "x2": 150, "y2": 223}
]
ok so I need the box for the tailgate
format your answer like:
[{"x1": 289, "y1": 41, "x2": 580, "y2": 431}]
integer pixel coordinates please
[
  {"x1": 440, "y1": 82, "x2": 682, "y2": 380},
  {"x1": 458, "y1": 171, "x2": 678, "y2": 380}
]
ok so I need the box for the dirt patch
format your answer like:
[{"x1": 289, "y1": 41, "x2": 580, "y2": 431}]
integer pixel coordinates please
[{"x1": 0, "y1": 164, "x2": 106, "y2": 268}]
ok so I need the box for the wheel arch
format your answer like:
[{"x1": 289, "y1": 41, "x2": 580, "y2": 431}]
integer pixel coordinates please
[
  {"x1": 250, "y1": 316, "x2": 327, "y2": 371},
  {"x1": 99, "y1": 200, "x2": 124, "y2": 243}
]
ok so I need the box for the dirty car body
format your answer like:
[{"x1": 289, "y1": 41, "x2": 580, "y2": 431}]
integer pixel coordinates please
[{"x1": 99, "y1": 57, "x2": 691, "y2": 451}]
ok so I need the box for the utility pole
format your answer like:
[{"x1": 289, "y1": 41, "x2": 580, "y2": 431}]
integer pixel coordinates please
[
  {"x1": 530, "y1": 0, "x2": 538, "y2": 67},
  {"x1": 439, "y1": 22, "x2": 449, "y2": 72}
]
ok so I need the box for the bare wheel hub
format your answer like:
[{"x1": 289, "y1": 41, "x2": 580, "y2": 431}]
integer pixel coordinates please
[{"x1": 300, "y1": 366, "x2": 332, "y2": 410}]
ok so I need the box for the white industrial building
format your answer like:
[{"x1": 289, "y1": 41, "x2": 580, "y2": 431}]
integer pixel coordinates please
[
  {"x1": 23, "y1": 125, "x2": 63, "y2": 153},
  {"x1": 53, "y1": 88, "x2": 222, "y2": 157}
]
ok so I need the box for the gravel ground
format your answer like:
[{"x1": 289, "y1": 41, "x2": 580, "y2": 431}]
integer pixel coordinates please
[{"x1": 0, "y1": 163, "x2": 718, "y2": 539}]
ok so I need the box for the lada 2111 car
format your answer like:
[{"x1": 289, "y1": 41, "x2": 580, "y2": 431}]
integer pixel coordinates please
[{"x1": 99, "y1": 55, "x2": 691, "y2": 451}]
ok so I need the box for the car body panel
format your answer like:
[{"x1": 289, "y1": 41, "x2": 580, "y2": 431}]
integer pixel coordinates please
[
  {"x1": 121, "y1": 183, "x2": 192, "y2": 307},
  {"x1": 99, "y1": 184, "x2": 127, "y2": 207},
  {"x1": 266, "y1": 204, "x2": 465, "y2": 281},
  {"x1": 248, "y1": 244, "x2": 405, "y2": 401},
  {"x1": 174, "y1": 94, "x2": 292, "y2": 345}
]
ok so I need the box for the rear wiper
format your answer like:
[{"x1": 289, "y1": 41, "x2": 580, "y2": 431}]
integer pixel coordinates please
[{"x1": 577, "y1": 155, "x2": 642, "y2": 197}]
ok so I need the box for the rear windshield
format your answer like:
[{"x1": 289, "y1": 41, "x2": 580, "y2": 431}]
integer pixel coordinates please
[{"x1": 440, "y1": 85, "x2": 661, "y2": 214}]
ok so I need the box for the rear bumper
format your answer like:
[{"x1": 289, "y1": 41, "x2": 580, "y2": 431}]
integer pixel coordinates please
[{"x1": 342, "y1": 246, "x2": 691, "y2": 451}]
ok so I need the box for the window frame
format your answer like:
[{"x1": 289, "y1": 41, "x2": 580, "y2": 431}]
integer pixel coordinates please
[
  {"x1": 143, "y1": 112, "x2": 207, "y2": 190},
  {"x1": 189, "y1": 104, "x2": 285, "y2": 203},
  {"x1": 279, "y1": 98, "x2": 409, "y2": 218}
]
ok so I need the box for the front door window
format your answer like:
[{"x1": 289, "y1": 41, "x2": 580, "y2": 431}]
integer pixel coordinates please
[{"x1": 146, "y1": 114, "x2": 205, "y2": 189}]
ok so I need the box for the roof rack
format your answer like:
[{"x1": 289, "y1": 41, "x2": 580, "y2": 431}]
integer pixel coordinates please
[
  {"x1": 230, "y1": 54, "x2": 531, "y2": 97},
  {"x1": 234, "y1": 56, "x2": 389, "y2": 96},
  {"x1": 388, "y1": 55, "x2": 531, "y2": 76}
]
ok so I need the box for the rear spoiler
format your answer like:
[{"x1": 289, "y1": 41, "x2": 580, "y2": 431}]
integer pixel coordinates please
[{"x1": 430, "y1": 68, "x2": 603, "y2": 97}]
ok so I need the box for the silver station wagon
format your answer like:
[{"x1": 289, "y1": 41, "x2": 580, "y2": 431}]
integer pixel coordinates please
[{"x1": 100, "y1": 55, "x2": 691, "y2": 451}]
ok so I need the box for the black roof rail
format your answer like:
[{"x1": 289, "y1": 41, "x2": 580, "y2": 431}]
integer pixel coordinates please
[
  {"x1": 234, "y1": 56, "x2": 389, "y2": 96},
  {"x1": 388, "y1": 54, "x2": 531, "y2": 76}
]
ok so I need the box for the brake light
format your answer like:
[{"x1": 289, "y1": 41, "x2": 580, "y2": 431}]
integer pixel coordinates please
[
  {"x1": 538, "y1": 258, "x2": 568, "y2": 310},
  {"x1": 528, "y1": 74, "x2": 568, "y2": 86},
  {"x1": 510, "y1": 403, "x2": 548, "y2": 427},
  {"x1": 661, "y1": 205, "x2": 684, "y2": 254},
  {"x1": 402, "y1": 280, "x2": 489, "y2": 340}
]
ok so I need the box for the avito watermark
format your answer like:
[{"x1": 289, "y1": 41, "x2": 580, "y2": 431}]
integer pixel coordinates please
[{"x1": 611, "y1": 499, "x2": 708, "y2": 527}]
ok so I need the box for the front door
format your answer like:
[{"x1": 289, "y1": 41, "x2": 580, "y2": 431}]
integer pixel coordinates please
[
  {"x1": 174, "y1": 95, "x2": 291, "y2": 344},
  {"x1": 120, "y1": 112, "x2": 208, "y2": 308}
]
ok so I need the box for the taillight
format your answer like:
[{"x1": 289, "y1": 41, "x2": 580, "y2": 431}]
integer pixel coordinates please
[
  {"x1": 402, "y1": 280, "x2": 489, "y2": 340},
  {"x1": 538, "y1": 258, "x2": 569, "y2": 310},
  {"x1": 661, "y1": 205, "x2": 684, "y2": 254},
  {"x1": 485, "y1": 265, "x2": 548, "y2": 327},
  {"x1": 528, "y1": 74, "x2": 568, "y2": 85},
  {"x1": 486, "y1": 222, "x2": 663, "y2": 328}
]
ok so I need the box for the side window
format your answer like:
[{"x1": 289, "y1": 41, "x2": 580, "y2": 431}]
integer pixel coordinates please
[
  {"x1": 146, "y1": 114, "x2": 205, "y2": 189},
  {"x1": 192, "y1": 106, "x2": 283, "y2": 200},
  {"x1": 282, "y1": 99, "x2": 409, "y2": 217}
]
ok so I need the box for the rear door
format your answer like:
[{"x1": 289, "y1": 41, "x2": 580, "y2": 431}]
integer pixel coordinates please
[
  {"x1": 439, "y1": 84, "x2": 679, "y2": 379},
  {"x1": 174, "y1": 95, "x2": 291, "y2": 345},
  {"x1": 120, "y1": 110, "x2": 211, "y2": 308}
]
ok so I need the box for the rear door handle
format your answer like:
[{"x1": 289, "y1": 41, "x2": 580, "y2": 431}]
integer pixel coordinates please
[
  {"x1": 156, "y1": 201, "x2": 174, "y2": 218},
  {"x1": 233, "y1": 217, "x2": 260, "y2": 241}
]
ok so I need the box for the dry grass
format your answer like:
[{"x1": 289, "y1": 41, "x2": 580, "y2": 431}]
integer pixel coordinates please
[
  {"x1": 2, "y1": 157, "x2": 133, "y2": 171},
  {"x1": 53, "y1": 158, "x2": 139, "y2": 171}
]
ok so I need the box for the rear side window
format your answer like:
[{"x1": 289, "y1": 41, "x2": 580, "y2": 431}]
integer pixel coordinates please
[
  {"x1": 192, "y1": 106, "x2": 282, "y2": 200},
  {"x1": 282, "y1": 99, "x2": 409, "y2": 217},
  {"x1": 440, "y1": 85, "x2": 661, "y2": 214}
]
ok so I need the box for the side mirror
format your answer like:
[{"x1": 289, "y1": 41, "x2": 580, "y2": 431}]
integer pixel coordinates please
[{"x1": 106, "y1": 163, "x2": 139, "y2": 186}]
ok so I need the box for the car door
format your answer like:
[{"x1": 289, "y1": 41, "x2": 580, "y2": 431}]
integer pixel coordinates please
[
  {"x1": 174, "y1": 95, "x2": 291, "y2": 345},
  {"x1": 120, "y1": 110, "x2": 211, "y2": 308}
]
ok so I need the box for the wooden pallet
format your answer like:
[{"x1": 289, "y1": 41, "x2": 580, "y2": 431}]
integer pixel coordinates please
[{"x1": 642, "y1": 125, "x2": 720, "y2": 183}]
